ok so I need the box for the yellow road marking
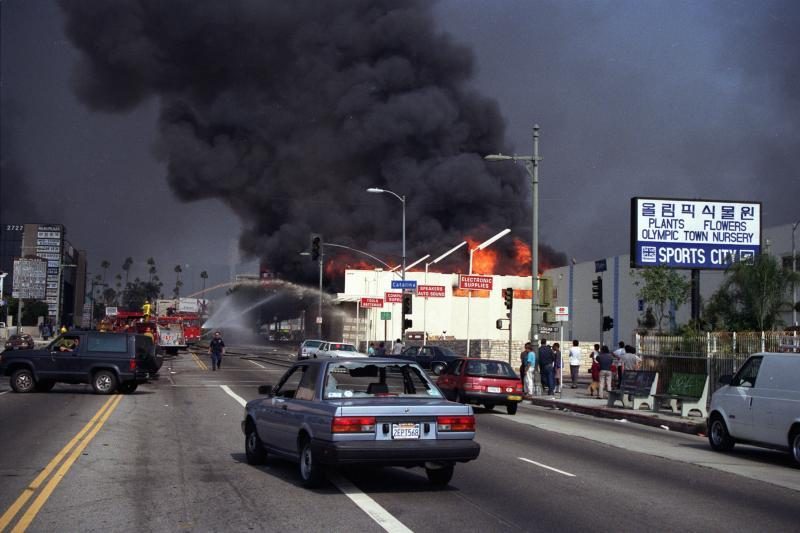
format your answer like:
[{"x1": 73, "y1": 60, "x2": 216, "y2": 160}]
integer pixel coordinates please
[
  {"x1": 190, "y1": 352, "x2": 208, "y2": 370},
  {"x1": 11, "y1": 394, "x2": 123, "y2": 533},
  {"x1": 0, "y1": 395, "x2": 120, "y2": 532}
]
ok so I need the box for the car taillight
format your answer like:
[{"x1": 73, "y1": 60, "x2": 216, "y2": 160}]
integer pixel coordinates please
[
  {"x1": 463, "y1": 380, "x2": 483, "y2": 391},
  {"x1": 129, "y1": 359, "x2": 137, "y2": 371},
  {"x1": 437, "y1": 415, "x2": 475, "y2": 432},
  {"x1": 331, "y1": 416, "x2": 376, "y2": 433}
]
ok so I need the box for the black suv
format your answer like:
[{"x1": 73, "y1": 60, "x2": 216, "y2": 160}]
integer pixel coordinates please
[{"x1": 0, "y1": 332, "x2": 160, "y2": 394}]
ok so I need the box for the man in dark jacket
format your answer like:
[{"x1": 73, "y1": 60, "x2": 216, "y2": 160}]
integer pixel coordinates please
[
  {"x1": 208, "y1": 331, "x2": 225, "y2": 371},
  {"x1": 596, "y1": 345, "x2": 615, "y2": 399},
  {"x1": 537, "y1": 339, "x2": 555, "y2": 396}
]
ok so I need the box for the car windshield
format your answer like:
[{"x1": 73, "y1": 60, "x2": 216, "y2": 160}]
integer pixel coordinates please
[
  {"x1": 329, "y1": 343, "x2": 356, "y2": 351},
  {"x1": 465, "y1": 360, "x2": 517, "y2": 378},
  {"x1": 439, "y1": 347, "x2": 456, "y2": 357},
  {"x1": 323, "y1": 361, "x2": 442, "y2": 399}
]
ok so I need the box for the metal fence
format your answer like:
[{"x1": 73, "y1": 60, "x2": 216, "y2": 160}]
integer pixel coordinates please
[{"x1": 636, "y1": 331, "x2": 799, "y2": 396}]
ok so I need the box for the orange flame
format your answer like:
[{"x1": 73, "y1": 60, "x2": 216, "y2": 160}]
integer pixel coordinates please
[{"x1": 466, "y1": 237, "x2": 498, "y2": 275}]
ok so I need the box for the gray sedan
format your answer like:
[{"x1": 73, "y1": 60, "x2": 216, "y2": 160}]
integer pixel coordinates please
[{"x1": 242, "y1": 357, "x2": 480, "y2": 487}]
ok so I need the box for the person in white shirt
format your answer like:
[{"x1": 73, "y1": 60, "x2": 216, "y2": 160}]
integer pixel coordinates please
[
  {"x1": 613, "y1": 341, "x2": 626, "y2": 385},
  {"x1": 391, "y1": 338, "x2": 405, "y2": 355},
  {"x1": 568, "y1": 340, "x2": 583, "y2": 389}
]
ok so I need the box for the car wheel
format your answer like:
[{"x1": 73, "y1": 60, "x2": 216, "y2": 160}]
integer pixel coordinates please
[
  {"x1": 298, "y1": 439, "x2": 324, "y2": 487},
  {"x1": 708, "y1": 414, "x2": 735, "y2": 452},
  {"x1": 507, "y1": 403, "x2": 518, "y2": 415},
  {"x1": 791, "y1": 428, "x2": 800, "y2": 467},
  {"x1": 35, "y1": 380, "x2": 56, "y2": 393},
  {"x1": 118, "y1": 382, "x2": 138, "y2": 394},
  {"x1": 245, "y1": 422, "x2": 268, "y2": 465},
  {"x1": 432, "y1": 363, "x2": 445, "y2": 375},
  {"x1": 11, "y1": 368, "x2": 35, "y2": 393},
  {"x1": 425, "y1": 464, "x2": 455, "y2": 487},
  {"x1": 92, "y1": 370, "x2": 118, "y2": 395},
  {"x1": 483, "y1": 403, "x2": 495, "y2": 411}
]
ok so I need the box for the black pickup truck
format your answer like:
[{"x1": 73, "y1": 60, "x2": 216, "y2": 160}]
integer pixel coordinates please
[{"x1": 0, "y1": 331, "x2": 161, "y2": 394}]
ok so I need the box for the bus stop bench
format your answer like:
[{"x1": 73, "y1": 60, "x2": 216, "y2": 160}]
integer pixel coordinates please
[
  {"x1": 652, "y1": 373, "x2": 709, "y2": 418},
  {"x1": 607, "y1": 371, "x2": 659, "y2": 410}
]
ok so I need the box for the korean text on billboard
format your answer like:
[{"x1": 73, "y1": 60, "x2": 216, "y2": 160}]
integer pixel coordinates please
[{"x1": 630, "y1": 198, "x2": 761, "y2": 269}]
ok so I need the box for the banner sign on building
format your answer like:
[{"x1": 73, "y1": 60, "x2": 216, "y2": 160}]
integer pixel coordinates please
[
  {"x1": 12, "y1": 258, "x2": 48, "y2": 299},
  {"x1": 360, "y1": 297, "x2": 384, "y2": 308},
  {"x1": 555, "y1": 306, "x2": 569, "y2": 321},
  {"x1": 36, "y1": 224, "x2": 64, "y2": 317},
  {"x1": 384, "y1": 291, "x2": 403, "y2": 303},
  {"x1": 630, "y1": 198, "x2": 761, "y2": 269},
  {"x1": 390, "y1": 280, "x2": 417, "y2": 290},
  {"x1": 458, "y1": 275, "x2": 493, "y2": 291},
  {"x1": 417, "y1": 285, "x2": 446, "y2": 298}
]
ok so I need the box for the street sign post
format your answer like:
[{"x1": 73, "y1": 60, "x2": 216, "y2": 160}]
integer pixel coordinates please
[
  {"x1": 458, "y1": 275, "x2": 493, "y2": 291},
  {"x1": 391, "y1": 280, "x2": 417, "y2": 290}
]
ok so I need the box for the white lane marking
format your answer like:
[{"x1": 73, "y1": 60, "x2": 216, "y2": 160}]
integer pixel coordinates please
[
  {"x1": 328, "y1": 474, "x2": 414, "y2": 533},
  {"x1": 247, "y1": 359, "x2": 267, "y2": 369},
  {"x1": 219, "y1": 385, "x2": 413, "y2": 533},
  {"x1": 518, "y1": 457, "x2": 576, "y2": 477},
  {"x1": 221, "y1": 385, "x2": 247, "y2": 407},
  {"x1": 0, "y1": 391, "x2": 9, "y2": 396}
]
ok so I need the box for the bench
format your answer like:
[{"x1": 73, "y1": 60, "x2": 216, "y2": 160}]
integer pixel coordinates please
[
  {"x1": 652, "y1": 373, "x2": 709, "y2": 418},
  {"x1": 607, "y1": 371, "x2": 659, "y2": 410}
]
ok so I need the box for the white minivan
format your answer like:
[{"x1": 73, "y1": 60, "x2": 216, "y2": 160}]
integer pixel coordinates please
[{"x1": 708, "y1": 352, "x2": 800, "y2": 466}]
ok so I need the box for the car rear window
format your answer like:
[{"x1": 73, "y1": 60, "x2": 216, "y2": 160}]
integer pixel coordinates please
[
  {"x1": 135, "y1": 335, "x2": 155, "y2": 359},
  {"x1": 329, "y1": 343, "x2": 356, "y2": 351},
  {"x1": 305, "y1": 340, "x2": 322, "y2": 348},
  {"x1": 465, "y1": 360, "x2": 517, "y2": 378},
  {"x1": 87, "y1": 334, "x2": 128, "y2": 353},
  {"x1": 323, "y1": 361, "x2": 442, "y2": 399}
]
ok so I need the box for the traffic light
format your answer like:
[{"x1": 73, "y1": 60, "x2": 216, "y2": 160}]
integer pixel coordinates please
[
  {"x1": 403, "y1": 319, "x2": 413, "y2": 329},
  {"x1": 503, "y1": 287, "x2": 513, "y2": 310},
  {"x1": 496, "y1": 319, "x2": 504, "y2": 330},
  {"x1": 602, "y1": 316, "x2": 614, "y2": 331},
  {"x1": 310, "y1": 234, "x2": 321, "y2": 261},
  {"x1": 592, "y1": 276, "x2": 603, "y2": 303},
  {"x1": 402, "y1": 293, "x2": 413, "y2": 315}
]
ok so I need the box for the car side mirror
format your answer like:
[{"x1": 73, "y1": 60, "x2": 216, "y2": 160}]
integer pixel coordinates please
[
  {"x1": 258, "y1": 385, "x2": 274, "y2": 396},
  {"x1": 718, "y1": 374, "x2": 732, "y2": 385}
]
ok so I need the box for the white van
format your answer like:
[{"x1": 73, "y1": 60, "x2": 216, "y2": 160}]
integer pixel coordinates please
[{"x1": 708, "y1": 353, "x2": 800, "y2": 466}]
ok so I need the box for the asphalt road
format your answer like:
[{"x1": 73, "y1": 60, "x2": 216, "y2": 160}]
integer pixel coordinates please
[{"x1": 0, "y1": 346, "x2": 798, "y2": 533}]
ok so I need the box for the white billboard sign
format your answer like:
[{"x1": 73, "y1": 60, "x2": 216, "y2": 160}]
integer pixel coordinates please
[
  {"x1": 12, "y1": 258, "x2": 48, "y2": 300},
  {"x1": 630, "y1": 197, "x2": 761, "y2": 269}
]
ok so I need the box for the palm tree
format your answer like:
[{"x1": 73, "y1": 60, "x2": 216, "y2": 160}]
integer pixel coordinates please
[
  {"x1": 146, "y1": 257, "x2": 156, "y2": 282},
  {"x1": 122, "y1": 257, "x2": 134, "y2": 284},
  {"x1": 115, "y1": 273, "x2": 122, "y2": 304},
  {"x1": 100, "y1": 260, "x2": 110, "y2": 283},
  {"x1": 148, "y1": 265, "x2": 157, "y2": 282},
  {"x1": 200, "y1": 270, "x2": 208, "y2": 296},
  {"x1": 174, "y1": 265, "x2": 183, "y2": 298}
]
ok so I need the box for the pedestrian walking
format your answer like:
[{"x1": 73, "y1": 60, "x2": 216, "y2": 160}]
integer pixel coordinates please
[
  {"x1": 620, "y1": 345, "x2": 642, "y2": 373},
  {"x1": 596, "y1": 345, "x2": 614, "y2": 399},
  {"x1": 552, "y1": 342, "x2": 562, "y2": 393},
  {"x1": 374, "y1": 342, "x2": 387, "y2": 356},
  {"x1": 391, "y1": 338, "x2": 404, "y2": 355},
  {"x1": 367, "y1": 342, "x2": 375, "y2": 356},
  {"x1": 568, "y1": 340, "x2": 582, "y2": 388},
  {"x1": 208, "y1": 331, "x2": 225, "y2": 371},
  {"x1": 519, "y1": 342, "x2": 531, "y2": 387},
  {"x1": 537, "y1": 338, "x2": 556, "y2": 396},
  {"x1": 587, "y1": 353, "x2": 600, "y2": 397}
]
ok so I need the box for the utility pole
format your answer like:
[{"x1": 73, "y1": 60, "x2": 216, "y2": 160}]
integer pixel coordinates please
[{"x1": 531, "y1": 125, "x2": 540, "y2": 341}]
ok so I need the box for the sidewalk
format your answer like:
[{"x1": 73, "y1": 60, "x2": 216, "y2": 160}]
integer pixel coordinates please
[{"x1": 518, "y1": 376, "x2": 707, "y2": 436}]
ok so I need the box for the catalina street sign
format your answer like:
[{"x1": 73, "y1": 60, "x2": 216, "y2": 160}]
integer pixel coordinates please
[
  {"x1": 384, "y1": 291, "x2": 403, "y2": 304},
  {"x1": 458, "y1": 275, "x2": 493, "y2": 291},
  {"x1": 391, "y1": 280, "x2": 417, "y2": 290},
  {"x1": 417, "y1": 285, "x2": 446, "y2": 298},
  {"x1": 360, "y1": 297, "x2": 384, "y2": 308}
]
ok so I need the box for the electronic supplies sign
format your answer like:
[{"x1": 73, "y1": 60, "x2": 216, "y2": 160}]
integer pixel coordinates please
[{"x1": 630, "y1": 197, "x2": 761, "y2": 269}]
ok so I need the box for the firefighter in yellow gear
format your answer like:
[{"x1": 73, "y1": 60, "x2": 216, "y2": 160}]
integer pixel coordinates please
[{"x1": 142, "y1": 300, "x2": 152, "y2": 320}]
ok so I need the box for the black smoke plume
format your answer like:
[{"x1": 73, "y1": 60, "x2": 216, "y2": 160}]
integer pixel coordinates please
[{"x1": 58, "y1": 0, "x2": 565, "y2": 285}]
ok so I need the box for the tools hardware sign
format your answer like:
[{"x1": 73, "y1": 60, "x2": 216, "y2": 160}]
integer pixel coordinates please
[{"x1": 630, "y1": 198, "x2": 761, "y2": 270}]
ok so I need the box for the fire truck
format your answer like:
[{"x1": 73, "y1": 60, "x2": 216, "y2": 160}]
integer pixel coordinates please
[
  {"x1": 102, "y1": 310, "x2": 187, "y2": 355},
  {"x1": 155, "y1": 298, "x2": 205, "y2": 345}
]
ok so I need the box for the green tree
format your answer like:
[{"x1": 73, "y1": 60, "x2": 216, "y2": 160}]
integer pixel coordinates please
[
  {"x1": 146, "y1": 257, "x2": 156, "y2": 282},
  {"x1": 122, "y1": 279, "x2": 163, "y2": 311},
  {"x1": 706, "y1": 254, "x2": 799, "y2": 331},
  {"x1": 635, "y1": 265, "x2": 691, "y2": 333},
  {"x1": 5, "y1": 297, "x2": 49, "y2": 326},
  {"x1": 122, "y1": 257, "x2": 134, "y2": 284}
]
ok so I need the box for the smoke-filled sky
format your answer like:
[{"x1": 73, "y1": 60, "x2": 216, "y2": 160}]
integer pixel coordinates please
[{"x1": 2, "y1": 0, "x2": 799, "y2": 291}]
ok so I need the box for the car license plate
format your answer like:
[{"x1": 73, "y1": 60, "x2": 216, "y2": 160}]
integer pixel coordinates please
[
  {"x1": 507, "y1": 395, "x2": 522, "y2": 401},
  {"x1": 392, "y1": 423, "x2": 420, "y2": 439},
  {"x1": 487, "y1": 386, "x2": 501, "y2": 393}
]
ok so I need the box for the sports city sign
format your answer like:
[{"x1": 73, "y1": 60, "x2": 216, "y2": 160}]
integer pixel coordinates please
[{"x1": 630, "y1": 197, "x2": 761, "y2": 269}]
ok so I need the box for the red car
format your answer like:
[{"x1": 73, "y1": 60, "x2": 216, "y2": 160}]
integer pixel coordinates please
[
  {"x1": 436, "y1": 358, "x2": 524, "y2": 415},
  {"x1": 4, "y1": 334, "x2": 34, "y2": 351}
]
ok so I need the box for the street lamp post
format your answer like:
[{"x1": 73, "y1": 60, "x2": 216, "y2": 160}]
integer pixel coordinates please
[
  {"x1": 465, "y1": 228, "x2": 511, "y2": 356},
  {"x1": 424, "y1": 242, "x2": 467, "y2": 343},
  {"x1": 367, "y1": 187, "x2": 407, "y2": 336},
  {"x1": 485, "y1": 125, "x2": 542, "y2": 340},
  {"x1": 793, "y1": 221, "x2": 799, "y2": 327}
]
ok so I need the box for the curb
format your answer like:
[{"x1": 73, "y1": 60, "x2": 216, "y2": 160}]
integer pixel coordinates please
[{"x1": 522, "y1": 398, "x2": 707, "y2": 436}]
